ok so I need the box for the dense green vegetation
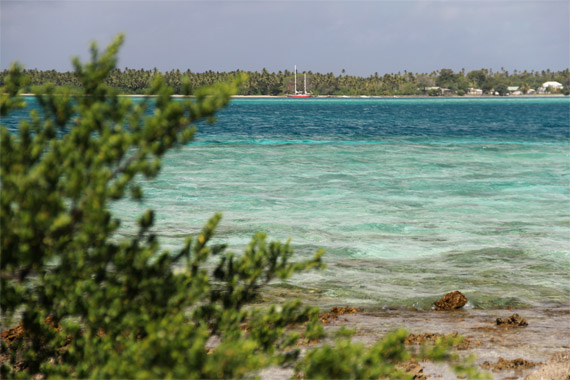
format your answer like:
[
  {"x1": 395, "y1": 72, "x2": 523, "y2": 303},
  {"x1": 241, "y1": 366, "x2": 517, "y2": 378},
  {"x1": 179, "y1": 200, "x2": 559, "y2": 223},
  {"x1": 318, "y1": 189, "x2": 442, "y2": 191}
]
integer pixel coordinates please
[
  {"x1": 1, "y1": 64, "x2": 568, "y2": 96},
  {"x1": 0, "y1": 35, "x2": 486, "y2": 379}
]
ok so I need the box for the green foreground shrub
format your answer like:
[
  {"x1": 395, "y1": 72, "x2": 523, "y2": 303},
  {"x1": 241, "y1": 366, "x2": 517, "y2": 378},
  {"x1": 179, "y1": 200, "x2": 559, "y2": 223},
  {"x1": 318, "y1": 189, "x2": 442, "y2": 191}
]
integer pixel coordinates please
[{"x1": 1, "y1": 35, "x2": 483, "y2": 379}]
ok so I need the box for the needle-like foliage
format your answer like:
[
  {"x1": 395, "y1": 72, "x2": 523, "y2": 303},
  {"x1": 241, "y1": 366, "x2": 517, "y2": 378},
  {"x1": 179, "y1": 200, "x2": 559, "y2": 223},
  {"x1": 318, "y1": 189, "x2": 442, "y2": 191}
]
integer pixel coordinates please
[{"x1": 1, "y1": 36, "x2": 484, "y2": 379}]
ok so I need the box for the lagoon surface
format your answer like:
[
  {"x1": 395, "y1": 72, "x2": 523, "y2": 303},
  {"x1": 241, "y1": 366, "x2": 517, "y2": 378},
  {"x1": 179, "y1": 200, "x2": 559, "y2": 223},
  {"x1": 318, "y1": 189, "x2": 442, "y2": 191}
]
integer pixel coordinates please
[{"x1": 7, "y1": 97, "x2": 570, "y2": 309}]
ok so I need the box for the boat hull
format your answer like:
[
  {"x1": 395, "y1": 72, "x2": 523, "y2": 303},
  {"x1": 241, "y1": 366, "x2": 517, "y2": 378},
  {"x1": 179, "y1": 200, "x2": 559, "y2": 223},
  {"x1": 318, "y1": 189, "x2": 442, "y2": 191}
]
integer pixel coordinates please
[{"x1": 287, "y1": 94, "x2": 312, "y2": 98}]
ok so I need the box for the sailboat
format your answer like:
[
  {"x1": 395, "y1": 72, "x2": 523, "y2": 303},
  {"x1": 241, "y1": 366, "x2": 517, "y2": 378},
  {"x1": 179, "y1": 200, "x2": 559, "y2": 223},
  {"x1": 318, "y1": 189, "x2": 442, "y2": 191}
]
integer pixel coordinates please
[{"x1": 287, "y1": 65, "x2": 312, "y2": 98}]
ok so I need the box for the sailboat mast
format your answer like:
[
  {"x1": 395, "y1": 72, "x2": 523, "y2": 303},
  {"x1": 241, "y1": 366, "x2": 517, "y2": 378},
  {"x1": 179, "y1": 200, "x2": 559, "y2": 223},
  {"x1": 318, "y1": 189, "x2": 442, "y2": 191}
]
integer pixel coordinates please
[
  {"x1": 294, "y1": 65, "x2": 297, "y2": 94},
  {"x1": 287, "y1": 65, "x2": 310, "y2": 97}
]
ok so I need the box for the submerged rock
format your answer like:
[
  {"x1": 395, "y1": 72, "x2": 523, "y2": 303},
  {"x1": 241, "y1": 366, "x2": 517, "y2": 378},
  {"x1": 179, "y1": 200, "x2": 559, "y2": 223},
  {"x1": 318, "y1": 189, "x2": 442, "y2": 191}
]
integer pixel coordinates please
[
  {"x1": 481, "y1": 357, "x2": 540, "y2": 372},
  {"x1": 433, "y1": 291, "x2": 468, "y2": 311},
  {"x1": 496, "y1": 313, "x2": 528, "y2": 327},
  {"x1": 404, "y1": 331, "x2": 471, "y2": 350}
]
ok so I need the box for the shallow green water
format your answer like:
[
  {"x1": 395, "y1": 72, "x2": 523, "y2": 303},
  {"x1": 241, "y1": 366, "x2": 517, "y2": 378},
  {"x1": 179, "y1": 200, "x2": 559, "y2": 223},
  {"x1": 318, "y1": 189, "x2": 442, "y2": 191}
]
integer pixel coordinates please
[
  {"x1": 6, "y1": 97, "x2": 569, "y2": 309},
  {"x1": 110, "y1": 98, "x2": 570, "y2": 309}
]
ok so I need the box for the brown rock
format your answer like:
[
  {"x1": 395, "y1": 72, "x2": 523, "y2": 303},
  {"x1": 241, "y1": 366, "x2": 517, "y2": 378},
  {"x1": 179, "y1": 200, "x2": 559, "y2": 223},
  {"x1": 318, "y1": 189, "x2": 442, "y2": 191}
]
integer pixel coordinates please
[
  {"x1": 496, "y1": 313, "x2": 528, "y2": 327},
  {"x1": 397, "y1": 361, "x2": 426, "y2": 380},
  {"x1": 0, "y1": 323, "x2": 25, "y2": 345},
  {"x1": 0, "y1": 316, "x2": 61, "y2": 346},
  {"x1": 404, "y1": 331, "x2": 471, "y2": 350},
  {"x1": 481, "y1": 357, "x2": 540, "y2": 372},
  {"x1": 434, "y1": 291, "x2": 468, "y2": 311},
  {"x1": 319, "y1": 306, "x2": 360, "y2": 324},
  {"x1": 405, "y1": 332, "x2": 445, "y2": 345}
]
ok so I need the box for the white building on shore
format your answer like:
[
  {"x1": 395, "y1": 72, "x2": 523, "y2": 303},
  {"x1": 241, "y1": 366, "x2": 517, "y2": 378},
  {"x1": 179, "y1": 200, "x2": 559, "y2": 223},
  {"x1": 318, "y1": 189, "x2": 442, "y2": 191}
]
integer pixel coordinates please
[
  {"x1": 542, "y1": 81, "x2": 564, "y2": 89},
  {"x1": 537, "y1": 81, "x2": 563, "y2": 94}
]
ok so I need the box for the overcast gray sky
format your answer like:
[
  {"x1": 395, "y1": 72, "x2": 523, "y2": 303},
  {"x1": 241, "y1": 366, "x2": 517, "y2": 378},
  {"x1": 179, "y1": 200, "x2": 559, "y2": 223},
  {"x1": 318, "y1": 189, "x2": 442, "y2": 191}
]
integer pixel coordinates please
[{"x1": 1, "y1": 0, "x2": 568, "y2": 76}]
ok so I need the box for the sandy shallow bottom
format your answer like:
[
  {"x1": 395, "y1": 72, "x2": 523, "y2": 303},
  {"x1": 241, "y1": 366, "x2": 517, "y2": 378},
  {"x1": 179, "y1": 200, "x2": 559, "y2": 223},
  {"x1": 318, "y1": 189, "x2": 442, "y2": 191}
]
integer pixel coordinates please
[{"x1": 260, "y1": 306, "x2": 570, "y2": 380}]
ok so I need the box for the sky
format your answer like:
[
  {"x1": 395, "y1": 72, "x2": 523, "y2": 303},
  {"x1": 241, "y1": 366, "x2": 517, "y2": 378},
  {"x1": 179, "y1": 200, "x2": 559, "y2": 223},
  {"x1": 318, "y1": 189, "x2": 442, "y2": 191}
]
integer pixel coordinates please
[{"x1": 1, "y1": 0, "x2": 569, "y2": 76}]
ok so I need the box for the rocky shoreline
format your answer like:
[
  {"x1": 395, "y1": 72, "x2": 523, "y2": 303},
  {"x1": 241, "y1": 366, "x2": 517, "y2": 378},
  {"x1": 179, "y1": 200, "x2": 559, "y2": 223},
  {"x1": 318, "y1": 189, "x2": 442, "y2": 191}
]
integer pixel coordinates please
[
  {"x1": 259, "y1": 292, "x2": 570, "y2": 379},
  {"x1": 3, "y1": 293, "x2": 568, "y2": 379},
  {"x1": 304, "y1": 300, "x2": 570, "y2": 379}
]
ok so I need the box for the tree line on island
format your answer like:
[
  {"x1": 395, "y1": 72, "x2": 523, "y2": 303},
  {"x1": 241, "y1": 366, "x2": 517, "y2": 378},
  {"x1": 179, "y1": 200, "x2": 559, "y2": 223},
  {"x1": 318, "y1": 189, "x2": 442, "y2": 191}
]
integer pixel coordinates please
[{"x1": 1, "y1": 66, "x2": 568, "y2": 96}]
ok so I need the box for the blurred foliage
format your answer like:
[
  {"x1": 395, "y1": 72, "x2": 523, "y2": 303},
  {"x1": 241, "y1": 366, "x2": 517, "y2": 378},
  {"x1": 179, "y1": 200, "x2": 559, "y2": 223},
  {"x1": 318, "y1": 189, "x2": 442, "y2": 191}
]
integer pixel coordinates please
[{"x1": 1, "y1": 35, "x2": 485, "y2": 379}]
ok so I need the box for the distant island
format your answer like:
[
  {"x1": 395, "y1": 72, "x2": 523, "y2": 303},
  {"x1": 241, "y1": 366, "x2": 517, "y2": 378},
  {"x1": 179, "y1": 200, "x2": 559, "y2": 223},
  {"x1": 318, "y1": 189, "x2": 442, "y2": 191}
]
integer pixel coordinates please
[{"x1": 1, "y1": 67, "x2": 568, "y2": 96}]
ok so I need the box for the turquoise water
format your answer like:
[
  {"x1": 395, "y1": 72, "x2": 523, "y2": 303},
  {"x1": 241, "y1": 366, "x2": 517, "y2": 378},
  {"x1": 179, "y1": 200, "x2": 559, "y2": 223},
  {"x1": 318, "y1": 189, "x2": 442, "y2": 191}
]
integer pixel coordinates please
[{"x1": 5, "y1": 97, "x2": 570, "y2": 309}]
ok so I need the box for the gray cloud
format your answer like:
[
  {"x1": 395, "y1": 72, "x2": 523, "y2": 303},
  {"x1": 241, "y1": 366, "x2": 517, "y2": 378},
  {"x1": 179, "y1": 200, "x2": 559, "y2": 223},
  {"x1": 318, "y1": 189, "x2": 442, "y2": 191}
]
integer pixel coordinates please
[{"x1": 1, "y1": 0, "x2": 568, "y2": 75}]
